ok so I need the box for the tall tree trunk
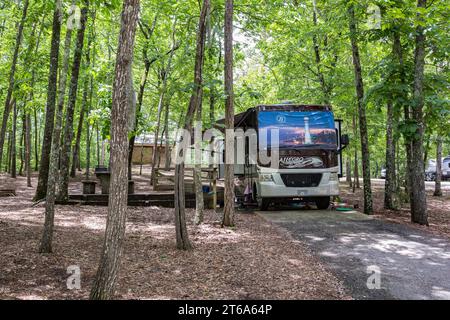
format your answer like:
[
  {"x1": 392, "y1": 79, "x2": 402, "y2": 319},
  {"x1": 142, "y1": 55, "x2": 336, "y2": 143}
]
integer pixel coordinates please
[
  {"x1": 150, "y1": 20, "x2": 177, "y2": 185},
  {"x1": 392, "y1": 29, "x2": 412, "y2": 203},
  {"x1": 348, "y1": 4, "x2": 373, "y2": 214},
  {"x1": 434, "y1": 136, "x2": 443, "y2": 197},
  {"x1": 6, "y1": 130, "x2": 11, "y2": 173},
  {"x1": 174, "y1": 0, "x2": 209, "y2": 250},
  {"x1": 311, "y1": 0, "x2": 331, "y2": 105},
  {"x1": 26, "y1": 114, "x2": 31, "y2": 187},
  {"x1": 128, "y1": 14, "x2": 158, "y2": 180},
  {"x1": 34, "y1": 0, "x2": 62, "y2": 201},
  {"x1": 11, "y1": 101, "x2": 17, "y2": 178},
  {"x1": 164, "y1": 96, "x2": 171, "y2": 170},
  {"x1": 352, "y1": 114, "x2": 360, "y2": 191},
  {"x1": 346, "y1": 158, "x2": 352, "y2": 188},
  {"x1": 58, "y1": 1, "x2": 89, "y2": 202},
  {"x1": 384, "y1": 100, "x2": 397, "y2": 209},
  {"x1": 409, "y1": 0, "x2": 428, "y2": 225},
  {"x1": 222, "y1": 0, "x2": 235, "y2": 227},
  {"x1": 193, "y1": 96, "x2": 204, "y2": 225},
  {"x1": 71, "y1": 34, "x2": 92, "y2": 178},
  {"x1": 39, "y1": 1, "x2": 68, "y2": 254},
  {"x1": 86, "y1": 54, "x2": 95, "y2": 180},
  {"x1": 34, "y1": 109, "x2": 39, "y2": 171},
  {"x1": 0, "y1": 0, "x2": 29, "y2": 168},
  {"x1": 89, "y1": 0, "x2": 140, "y2": 300},
  {"x1": 19, "y1": 112, "x2": 25, "y2": 176}
]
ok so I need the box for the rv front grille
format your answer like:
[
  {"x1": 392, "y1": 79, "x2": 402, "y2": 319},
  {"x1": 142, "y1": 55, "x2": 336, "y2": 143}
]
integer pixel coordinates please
[{"x1": 280, "y1": 173, "x2": 323, "y2": 188}]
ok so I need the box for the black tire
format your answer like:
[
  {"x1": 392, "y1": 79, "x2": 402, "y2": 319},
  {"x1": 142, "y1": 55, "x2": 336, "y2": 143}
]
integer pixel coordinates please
[
  {"x1": 258, "y1": 198, "x2": 270, "y2": 211},
  {"x1": 315, "y1": 197, "x2": 330, "y2": 210}
]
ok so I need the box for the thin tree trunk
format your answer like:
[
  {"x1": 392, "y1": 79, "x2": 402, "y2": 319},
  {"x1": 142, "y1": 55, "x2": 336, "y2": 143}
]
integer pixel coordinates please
[
  {"x1": 348, "y1": 4, "x2": 372, "y2": 214},
  {"x1": 0, "y1": 0, "x2": 29, "y2": 168},
  {"x1": 346, "y1": 158, "x2": 352, "y2": 188},
  {"x1": 164, "y1": 97, "x2": 171, "y2": 170},
  {"x1": 26, "y1": 114, "x2": 32, "y2": 187},
  {"x1": 6, "y1": 131, "x2": 11, "y2": 173},
  {"x1": 128, "y1": 14, "x2": 158, "y2": 180},
  {"x1": 150, "y1": 21, "x2": 177, "y2": 185},
  {"x1": 34, "y1": 0, "x2": 62, "y2": 201},
  {"x1": 34, "y1": 109, "x2": 39, "y2": 171},
  {"x1": 11, "y1": 101, "x2": 17, "y2": 178},
  {"x1": 311, "y1": 0, "x2": 331, "y2": 105},
  {"x1": 434, "y1": 136, "x2": 443, "y2": 197},
  {"x1": 222, "y1": 0, "x2": 235, "y2": 227},
  {"x1": 71, "y1": 36, "x2": 92, "y2": 178},
  {"x1": 19, "y1": 112, "x2": 25, "y2": 176},
  {"x1": 39, "y1": 0, "x2": 66, "y2": 254},
  {"x1": 194, "y1": 96, "x2": 204, "y2": 225},
  {"x1": 89, "y1": 0, "x2": 140, "y2": 300},
  {"x1": 409, "y1": 0, "x2": 428, "y2": 225},
  {"x1": 58, "y1": 1, "x2": 89, "y2": 202},
  {"x1": 384, "y1": 100, "x2": 397, "y2": 209},
  {"x1": 86, "y1": 58, "x2": 95, "y2": 180},
  {"x1": 352, "y1": 115, "x2": 359, "y2": 193},
  {"x1": 174, "y1": 0, "x2": 210, "y2": 250}
]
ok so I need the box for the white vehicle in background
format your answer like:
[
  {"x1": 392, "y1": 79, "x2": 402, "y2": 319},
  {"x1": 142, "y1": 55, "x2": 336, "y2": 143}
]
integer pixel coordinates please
[{"x1": 425, "y1": 157, "x2": 450, "y2": 181}]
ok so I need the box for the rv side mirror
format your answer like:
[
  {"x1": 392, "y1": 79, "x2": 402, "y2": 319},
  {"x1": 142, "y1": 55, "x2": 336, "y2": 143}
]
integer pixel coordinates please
[{"x1": 341, "y1": 134, "x2": 350, "y2": 146}]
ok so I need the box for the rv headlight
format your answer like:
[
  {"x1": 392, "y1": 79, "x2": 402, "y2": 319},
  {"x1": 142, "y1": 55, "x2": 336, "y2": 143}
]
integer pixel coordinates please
[
  {"x1": 259, "y1": 174, "x2": 274, "y2": 182},
  {"x1": 329, "y1": 172, "x2": 339, "y2": 182}
]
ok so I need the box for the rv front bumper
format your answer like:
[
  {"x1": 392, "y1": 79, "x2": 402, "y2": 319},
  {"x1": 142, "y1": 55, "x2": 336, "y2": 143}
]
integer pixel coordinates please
[{"x1": 257, "y1": 171, "x2": 340, "y2": 198}]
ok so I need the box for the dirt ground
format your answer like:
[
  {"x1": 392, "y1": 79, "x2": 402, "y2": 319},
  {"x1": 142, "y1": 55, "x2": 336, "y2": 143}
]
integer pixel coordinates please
[
  {"x1": 340, "y1": 180, "x2": 450, "y2": 239},
  {"x1": 0, "y1": 172, "x2": 349, "y2": 300}
]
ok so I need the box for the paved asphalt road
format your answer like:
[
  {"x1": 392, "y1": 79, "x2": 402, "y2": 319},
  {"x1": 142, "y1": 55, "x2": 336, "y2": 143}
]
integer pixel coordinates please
[
  {"x1": 258, "y1": 209, "x2": 450, "y2": 300},
  {"x1": 346, "y1": 178, "x2": 450, "y2": 191}
]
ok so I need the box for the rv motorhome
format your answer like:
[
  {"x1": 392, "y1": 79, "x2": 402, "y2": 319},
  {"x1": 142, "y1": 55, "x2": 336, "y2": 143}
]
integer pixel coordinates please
[{"x1": 217, "y1": 103, "x2": 349, "y2": 210}]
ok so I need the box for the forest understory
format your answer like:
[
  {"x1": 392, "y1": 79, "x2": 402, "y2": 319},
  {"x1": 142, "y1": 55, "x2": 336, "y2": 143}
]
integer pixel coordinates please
[
  {"x1": 1, "y1": 171, "x2": 450, "y2": 300},
  {"x1": 0, "y1": 172, "x2": 349, "y2": 300}
]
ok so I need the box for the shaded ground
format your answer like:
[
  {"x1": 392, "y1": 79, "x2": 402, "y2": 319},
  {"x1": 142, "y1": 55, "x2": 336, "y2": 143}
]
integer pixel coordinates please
[
  {"x1": 340, "y1": 179, "x2": 450, "y2": 239},
  {"x1": 259, "y1": 210, "x2": 450, "y2": 300},
  {"x1": 0, "y1": 173, "x2": 348, "y2": 300}
]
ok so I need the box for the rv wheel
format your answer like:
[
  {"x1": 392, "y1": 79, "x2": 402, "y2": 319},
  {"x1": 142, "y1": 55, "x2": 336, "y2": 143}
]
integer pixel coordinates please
[
  {"x1": 315, "y1": 197, "x2": 330, "y2": 210},
  {"x1": 258, "y1": 198, "x2": 270, "y2": 211}
]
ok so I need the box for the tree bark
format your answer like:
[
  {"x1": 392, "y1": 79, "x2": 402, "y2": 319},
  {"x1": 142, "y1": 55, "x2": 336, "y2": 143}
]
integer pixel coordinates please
[
  {"x1": 34, "y1": 0, "x2": 62, "y2": 201},
  {"x1": 26, "y1": 114, "x2": 31, "y2": 187},
  {"x1": 90, "y1": 0, "x2": 140, "y2": 300},
  {"x1": 348, "y1": 4, "x2": 373, "y2": 214},
  {"x1": 57, "y1": 1, "x2": 89, "y2": 202},
  {"x1": 346, "y1": 158, "x2": 352, "y2": 188},
  {"x1": 11, "y1": 101, "x2": 17, "y2": 178},
  {"x1": 384, "y1": 100, "x2": 397, "y2": 209},
  {"x1": 19, "y1": 112, "x2": 25, "y2": 177},
  {"x1": 352, "y1": 114, "x2": 360, "y2": 191},
  {"x1": 222, "y1": 0, "x2": 235, "y2": 227},
  {"x1": 71, "y1": 32, "x2": 93, "y2": 178},
  {"x1": 194, "y1": 95, "x2": 204, "y2": 225},
  {"x1": 0, "y1": 0, "x2": 29, "y2": 168},
  {"x1": 164, "y1": 96, "x2": 171, "y2": 170},
  {"x1": 39, "y1": 1, "x2": 70, "y2": 254},
  {"x1": 409, "y1": 0, "x2": 428, "y2": 225},
  {"x1": 34, "y1": 109, "x2": 39, "y2": 171},
  {"x1": 174, "y1": 0, "x2": 210, "y2": 249},
  {"x1": 434, "y1": 136, "x2": 442, "y2": 197},
  {"x1": 128, "y1": 15, "x2": 158, "y2": 180},
  {"x1": 150, "y1": 39, "x2": 176, "y2": 185},
  {"x1": 311, "y1": 0, "x2": 331, "y2": 105}
]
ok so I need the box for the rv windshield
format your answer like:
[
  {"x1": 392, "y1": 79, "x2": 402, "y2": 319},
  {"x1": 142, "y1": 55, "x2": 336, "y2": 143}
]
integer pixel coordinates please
[{"x1": 258, "y1": 111, "x2": 337, "y2": 148}]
